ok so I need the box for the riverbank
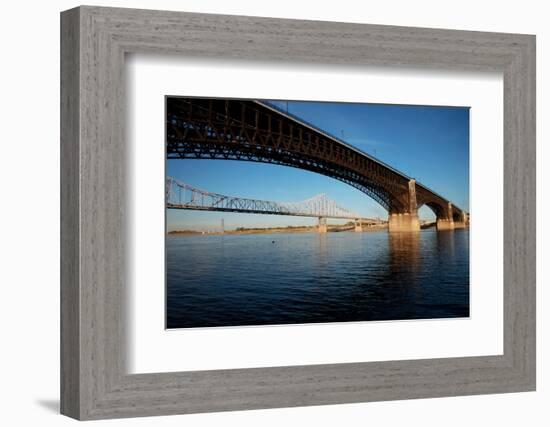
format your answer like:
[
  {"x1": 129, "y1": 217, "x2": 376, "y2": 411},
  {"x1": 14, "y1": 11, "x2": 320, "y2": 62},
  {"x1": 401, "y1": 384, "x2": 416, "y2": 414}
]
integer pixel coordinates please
[
  {"x1": 168, "y1": 226, "x2": 315, "y2": 236},
  {"x1": 168, "y1": 223, "x2": 388, "y2": 236}
]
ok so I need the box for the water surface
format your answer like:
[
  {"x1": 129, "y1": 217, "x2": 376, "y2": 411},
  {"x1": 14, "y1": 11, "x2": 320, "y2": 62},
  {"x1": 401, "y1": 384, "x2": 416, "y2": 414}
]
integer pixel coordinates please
[{"x1": 166, "y1": 229, "x2": 469, "y2": 328}]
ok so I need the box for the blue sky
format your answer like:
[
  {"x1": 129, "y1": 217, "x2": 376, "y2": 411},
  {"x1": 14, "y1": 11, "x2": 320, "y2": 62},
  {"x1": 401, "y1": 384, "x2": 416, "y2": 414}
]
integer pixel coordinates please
[{"x1": 167, "y1": 100, "x2": 469, "y2": 231}]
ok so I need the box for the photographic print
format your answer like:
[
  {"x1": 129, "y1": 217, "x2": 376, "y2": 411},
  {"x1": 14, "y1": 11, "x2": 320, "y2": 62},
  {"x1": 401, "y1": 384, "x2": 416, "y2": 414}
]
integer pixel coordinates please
[{"x1": 165, "y1": 97, "x2": 470, "y2": 329}]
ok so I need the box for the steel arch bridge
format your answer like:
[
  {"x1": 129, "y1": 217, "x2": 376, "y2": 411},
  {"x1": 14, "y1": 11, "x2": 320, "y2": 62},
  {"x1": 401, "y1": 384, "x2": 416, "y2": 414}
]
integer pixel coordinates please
[{"x1": 166, "y1": 97, "x2": 468, "y2": 231}]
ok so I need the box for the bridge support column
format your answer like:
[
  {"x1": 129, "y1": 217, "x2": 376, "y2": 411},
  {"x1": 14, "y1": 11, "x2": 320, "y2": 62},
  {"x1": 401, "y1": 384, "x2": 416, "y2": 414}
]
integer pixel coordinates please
[
  {"x1": 388, "y1": 213, "x2": 420, "y2": 232},
  {"x1": 318, "y1": 217, "x2": 327, "y2": 233},
  {"x1": 453, "y1": 211, "x2": 468, "y2": 229},
  {"x1": 436, "y1": 202, "x2": 455, "y2": 231},
  {"x1": 354, "y1": 219, "x2": 362, "y2": 232},
  {"x1": 388, "y1": 179, "x2": 420, "y2": 232}
]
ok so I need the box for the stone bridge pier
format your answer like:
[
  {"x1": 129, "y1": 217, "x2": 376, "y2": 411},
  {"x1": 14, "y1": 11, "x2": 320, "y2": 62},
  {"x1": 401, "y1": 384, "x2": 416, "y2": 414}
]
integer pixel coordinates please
[
  {"x1": 387, "y1": 180, "x2": 469, "y2": 232},
  {"x1": 436, "y1": 202, "x2": 455, "y2": 231},
  {"x1": 318, "y1": 217, "x2": 328, "y2": 233},
  {"x1": 354, "y1": 219, "x2": 362, "y2": 232},
  {"x1": 453, "y1": 211, "x2": 468, "y2": 229},
  {"x1": 388, "y1": 179, "x2": 420, "y2": 232}
]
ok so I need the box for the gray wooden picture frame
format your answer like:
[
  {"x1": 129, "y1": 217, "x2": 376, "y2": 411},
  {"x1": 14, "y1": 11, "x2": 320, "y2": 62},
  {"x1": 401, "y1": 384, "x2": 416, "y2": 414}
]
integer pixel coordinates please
[{"x1": 60, "y1": 5, "x2": 536, "y2": 420}]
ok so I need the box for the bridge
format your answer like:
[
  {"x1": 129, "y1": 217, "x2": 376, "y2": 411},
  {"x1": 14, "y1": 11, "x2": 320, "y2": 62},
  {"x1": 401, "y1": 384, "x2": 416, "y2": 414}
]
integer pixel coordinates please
[
  {"x1": 166, "y1": 97, "x2": 469, "y2": 231},
  {"x1": 166, "y1": 177, "x2": 384, "y2": 233}
]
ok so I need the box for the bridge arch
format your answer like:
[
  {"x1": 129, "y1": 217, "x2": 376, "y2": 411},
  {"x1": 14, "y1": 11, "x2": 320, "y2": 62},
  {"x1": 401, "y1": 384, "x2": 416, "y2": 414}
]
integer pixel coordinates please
[
  {"x1": 167, "y1": 98, "x2": 413, "y2": 213},
  {"x1": 419, "y1": 201, "x2": 448, "y2": 220}
]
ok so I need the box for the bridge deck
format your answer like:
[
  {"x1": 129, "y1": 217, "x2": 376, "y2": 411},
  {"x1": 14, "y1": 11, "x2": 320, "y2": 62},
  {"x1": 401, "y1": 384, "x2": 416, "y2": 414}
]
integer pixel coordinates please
[{"x1": 166, "y1": 203, "x2": 380, "y2": 221}]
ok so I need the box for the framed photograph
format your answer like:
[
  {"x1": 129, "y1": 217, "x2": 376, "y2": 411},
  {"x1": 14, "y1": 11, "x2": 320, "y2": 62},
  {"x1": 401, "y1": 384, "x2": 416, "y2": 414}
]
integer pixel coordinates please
[
  {"x1": 61, "y1": 6, "x2": 535, "y2": 420},
  {"x1": 164, "y1": 96, "x2": 471, "y2": 330}
]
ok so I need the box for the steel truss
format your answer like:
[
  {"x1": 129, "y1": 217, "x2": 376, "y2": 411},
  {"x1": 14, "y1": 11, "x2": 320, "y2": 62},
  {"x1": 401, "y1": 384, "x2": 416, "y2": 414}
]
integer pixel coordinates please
[{"x1": 166, "y1": 177, "x2": 382, "y2": 221}]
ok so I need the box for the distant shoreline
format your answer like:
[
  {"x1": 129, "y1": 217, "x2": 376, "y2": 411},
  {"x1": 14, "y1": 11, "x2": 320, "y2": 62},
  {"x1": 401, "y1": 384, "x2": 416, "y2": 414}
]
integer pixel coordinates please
[{"x1": 167, "y1": 224, "x2": 388, "y2": 236}]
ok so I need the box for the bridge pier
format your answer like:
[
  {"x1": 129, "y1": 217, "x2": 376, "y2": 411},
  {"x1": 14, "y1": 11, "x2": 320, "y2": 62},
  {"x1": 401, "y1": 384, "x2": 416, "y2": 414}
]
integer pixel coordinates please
[
  {"x1": 453, "y1": 211, "x2": 468, "y2": 229},
  {"x1": 388, "y1": 179, "x2": 420, "y2": 232},
  {"x1": 436, "y1": 202, "x2": 455, "y2": 231},
  {"x1": 436, "y1": 219, "x2": 455, "y2": 230},
  {"x1": 318, "y1": 217, "x2": 328, "y2": 233},
  {"x1": 354, "y1": 219, "x2": 362, "y2": 232},
  {"x1": 388, "y1": 213, "x2": 420, "y2": 232}
]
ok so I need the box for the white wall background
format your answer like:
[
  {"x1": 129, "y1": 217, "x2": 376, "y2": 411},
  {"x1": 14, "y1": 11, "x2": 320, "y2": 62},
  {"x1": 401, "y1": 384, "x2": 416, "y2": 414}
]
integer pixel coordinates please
[{"x1": 0, "y1": 1, "x2": 546, "y2": 425}]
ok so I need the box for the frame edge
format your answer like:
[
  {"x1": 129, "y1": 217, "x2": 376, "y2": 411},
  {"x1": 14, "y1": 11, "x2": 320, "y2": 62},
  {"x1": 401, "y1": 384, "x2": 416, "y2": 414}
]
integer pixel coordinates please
[{"x1": 60, "y1": 6, "x2": 82, "y2": 420}]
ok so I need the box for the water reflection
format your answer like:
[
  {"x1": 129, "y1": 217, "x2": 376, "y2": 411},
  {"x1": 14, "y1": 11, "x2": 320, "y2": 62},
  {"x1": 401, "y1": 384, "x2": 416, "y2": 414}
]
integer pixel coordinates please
[
  {"x1": 314, "y1": 233, "x2": 329, "y2": 266},
  {"x1": 436, "y1": 229, "x2": 456, "y2": 259},
  {"x1": 388, "y1": 231, "x2": 421, "y2": 273}
]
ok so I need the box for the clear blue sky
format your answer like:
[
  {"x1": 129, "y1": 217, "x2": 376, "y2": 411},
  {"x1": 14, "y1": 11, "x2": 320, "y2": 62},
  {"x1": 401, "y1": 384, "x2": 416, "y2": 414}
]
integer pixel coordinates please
[{"x1": 167, "y1": 100, "x2": 469, "y2": 231}]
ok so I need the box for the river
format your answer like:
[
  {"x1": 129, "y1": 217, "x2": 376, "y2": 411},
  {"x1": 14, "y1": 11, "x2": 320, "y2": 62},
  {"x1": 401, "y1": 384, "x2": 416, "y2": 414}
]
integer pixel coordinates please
[{"x1": 166, "y1": 229, "x2": 469, "y2": 328}]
